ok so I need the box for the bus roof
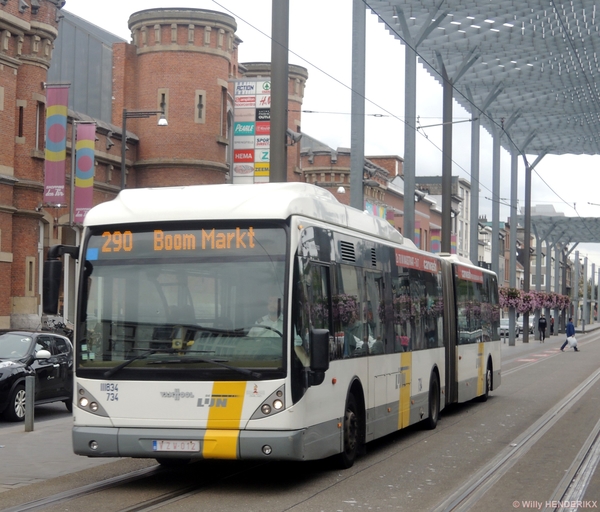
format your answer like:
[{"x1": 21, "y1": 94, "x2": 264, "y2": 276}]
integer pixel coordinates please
[{"x1": 84, "y1": 183, "x2": 408, "y2": 246}]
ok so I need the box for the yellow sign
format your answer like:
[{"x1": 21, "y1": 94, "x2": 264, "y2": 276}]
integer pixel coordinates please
[{"x1": 254, "y1": 163, "x2": 270, "y2": 177}]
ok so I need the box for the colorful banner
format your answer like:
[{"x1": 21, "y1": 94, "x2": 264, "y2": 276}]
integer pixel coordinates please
[
  {"x1": 232, "y1": 79, "x2": 271, "y2": 184},
  {"x1": 430, "y1": 229, "x2": 441, "y2": 253},
  {"x1": 414, "y1": 222, "x2": 421, "y2": 249},
  {"x1": 73, "y1": 123, "x2": 96, "y2": 224},
  {"x1": 43, "y1": 86, "x2": 69, "y2": 204}
]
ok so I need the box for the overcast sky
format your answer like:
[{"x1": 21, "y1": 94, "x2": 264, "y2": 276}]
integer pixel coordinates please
[{"x1": 63, "y1": 0, "x2": 600, "y2": 273}]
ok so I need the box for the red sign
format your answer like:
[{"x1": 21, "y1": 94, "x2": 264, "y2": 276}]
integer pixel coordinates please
[
  {"x1": 456, "y1": 265, "x2": 484, "y2": 283},
  {"x1": 235, "y1": 96, "x2": 255, "y2": 108},
  {"x1": 395, "y1": 249, "x2": 439, "y2": 274},
  {"x1": 255, "y1": 122, "x2": 270, "y2": 135},
  {"x1": 234, "y1": 149, "x2": 254, "y2": 163}
]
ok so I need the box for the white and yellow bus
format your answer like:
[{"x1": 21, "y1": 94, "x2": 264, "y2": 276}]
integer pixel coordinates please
[{"x1": 43, "y1": 183, "x2": 500, "y2": 468}]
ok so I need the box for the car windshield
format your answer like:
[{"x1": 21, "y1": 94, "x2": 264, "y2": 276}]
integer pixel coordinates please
[
  {"x1": 0, "y1": 333, "x2": 33, "y2": 359},
  {"x1": 79, "y1": 224, "x2": 287, "y2": 379}
]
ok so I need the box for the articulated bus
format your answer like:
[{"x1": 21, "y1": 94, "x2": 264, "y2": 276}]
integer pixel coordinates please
[{"x1": 43, "y1": 183, "x2": 500, "y2": 468}]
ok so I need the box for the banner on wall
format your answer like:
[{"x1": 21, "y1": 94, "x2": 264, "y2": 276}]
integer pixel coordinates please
[
  {"x1": 73, "y1": 123, "x2": 96, "y2": 224},
  {"x1": 413, "y1": 222, "x2": 421, "y2": 249},
  {"x1": 43, "y1": 85, "x2": 70, "y2": 205},
  {"x1": 430, "y1": 229, "x2": 441, "y2": 253},
  {"x1": 232, "y1": 79, "x2": 271, "y2": 184}
]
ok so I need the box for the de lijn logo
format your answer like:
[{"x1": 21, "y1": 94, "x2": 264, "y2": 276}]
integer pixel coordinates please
[{"x1": 197, "y1": 394, "x2": 236, "y2": 408}]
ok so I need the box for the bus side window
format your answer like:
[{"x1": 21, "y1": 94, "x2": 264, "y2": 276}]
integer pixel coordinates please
[
  {"x1": 294, "y1": 260, "x2": 332, "y2": 364},
  {"x1": 333, "y1": 265, "x2": 364, "y2": 359},
  {"x1": 365, "y1": 272, "x2": 384, "y2": 355}
]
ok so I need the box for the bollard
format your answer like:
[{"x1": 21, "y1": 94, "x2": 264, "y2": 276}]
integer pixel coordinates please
[{"x1": 25, "y1": 375, "x2": 35, "y2": 432}]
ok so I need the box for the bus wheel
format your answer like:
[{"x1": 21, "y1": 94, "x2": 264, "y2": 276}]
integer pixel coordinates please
[
  {"x1": 424, "y1": 372, "x2": 440, "y2": 430},
  {"x1": 477, "y1": 363, "x2": 492, "y2": 402},
  {"x1": 337, "y1": 393, "x2": 360, "y2": 469}
]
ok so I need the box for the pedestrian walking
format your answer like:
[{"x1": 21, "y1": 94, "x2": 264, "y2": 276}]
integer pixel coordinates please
[
  {"x1": 538, "y1": 314, "x2": 547, "y2": 342},
  {"x1": 550, "y1": 316, "x2": 554, "y2": 336},
  {"x1": 560, "y1": 317, "x2": 579, "y2": 351}
]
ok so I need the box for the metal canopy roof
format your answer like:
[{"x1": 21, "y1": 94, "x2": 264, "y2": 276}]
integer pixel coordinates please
[
  {"x1": 368, "y1": 0, "x2": 600, "y2": 156},
  {"x1": 522, "y1": 215, "x2": 600, "y2": 245}
]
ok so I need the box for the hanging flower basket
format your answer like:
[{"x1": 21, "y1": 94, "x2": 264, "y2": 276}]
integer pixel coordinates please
[{"x1": 499, "y1": 288, "x2": 571, "y2": 313}]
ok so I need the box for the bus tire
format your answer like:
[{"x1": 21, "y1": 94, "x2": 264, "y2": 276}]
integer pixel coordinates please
[
  {"x1": 336, "y1": 393, "x2": 360, "y2": 469},
  {"x1": 423, "y1": 372, "x2": 440, "y2": 430},
  {"x1": 477, "y1": 362, "x2": 492, "y2": 402}
]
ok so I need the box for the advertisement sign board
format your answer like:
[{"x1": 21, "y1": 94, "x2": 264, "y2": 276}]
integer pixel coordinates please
[{"x1": 232, "y1": 79, "x2": 271, "y2": 183}]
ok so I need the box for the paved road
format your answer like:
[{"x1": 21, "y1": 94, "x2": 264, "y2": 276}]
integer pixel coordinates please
[{"x1": 0, "y1": 326, "x2": 600, "y2": 511}]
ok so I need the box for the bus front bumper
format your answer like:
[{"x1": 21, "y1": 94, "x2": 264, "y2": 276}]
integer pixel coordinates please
[{"x1": 73, "y1": 426, "x2": 310, "y2": 461}]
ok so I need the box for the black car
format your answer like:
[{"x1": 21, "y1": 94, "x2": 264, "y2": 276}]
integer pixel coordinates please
[{"x1": 0, "y1": 331, "x2": 73, "y2": 421}]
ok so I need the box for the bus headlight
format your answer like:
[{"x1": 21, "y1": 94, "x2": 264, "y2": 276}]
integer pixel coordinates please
[
  {"x1": 251, "y1": 385, "x2": 286, "y2": 420},
  {"x1": 76, "y1": 385, "x2": 109, "y2": 417}
]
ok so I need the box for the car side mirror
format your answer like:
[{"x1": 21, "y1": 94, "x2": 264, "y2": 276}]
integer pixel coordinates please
[
  {"x1": 309, "y1": 328, "x2": 329, "y2": 386},
  {"x1": 35, "y1": 349, "x2": 52, "y2": 360}
]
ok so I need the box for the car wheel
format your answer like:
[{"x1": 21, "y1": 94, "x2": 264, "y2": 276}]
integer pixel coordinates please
[{"x1": 3, "y1": 384, "x2": 26, "y2": 422}]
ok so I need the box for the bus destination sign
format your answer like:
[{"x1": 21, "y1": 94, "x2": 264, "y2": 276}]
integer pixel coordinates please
[{"x1": 86, "y1": 227, "x2": 263, "y2": 261}]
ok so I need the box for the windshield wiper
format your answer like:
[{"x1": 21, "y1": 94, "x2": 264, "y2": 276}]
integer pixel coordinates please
[
  {"x1": 103, "y1": 348, "x2": 262, "y2": 379},
  {"x1": 103, "y1": 348, "x2": 213, "y2": 378},
  {"x1": 103, "y1": 349, "x2": 176, "y2": 378},
  {"x1": 147, "y1": 354, "x2": 263, "y2": 379}
]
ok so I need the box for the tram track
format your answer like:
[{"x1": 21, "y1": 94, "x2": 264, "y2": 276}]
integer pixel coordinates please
[
  {"x1": 1, "y1": 466, "x2": 161, "y2": 512},
  {"x1": 433, "y1": 362, "x2": 600, "y2": 511},
  {"x1": 2, "y1": 459, "x2": 273, "y2": 512}
]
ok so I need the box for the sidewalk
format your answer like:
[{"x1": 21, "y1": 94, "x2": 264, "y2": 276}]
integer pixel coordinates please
[
  {"x1": 0, "y1": 416, "x2": 113, "y2": 493},
  {"x1": 500, "y1": 320, "x2": 600, "y2": 351}
]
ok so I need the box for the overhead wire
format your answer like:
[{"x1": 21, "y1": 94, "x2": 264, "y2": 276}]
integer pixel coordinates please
[{"x1": 213, "y1": 0, "x2": 592, "y2": 226}]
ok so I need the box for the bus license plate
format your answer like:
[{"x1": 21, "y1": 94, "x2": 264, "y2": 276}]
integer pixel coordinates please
[{"x1": 152, "y1": 440, "x2": 200, "y2": 452}]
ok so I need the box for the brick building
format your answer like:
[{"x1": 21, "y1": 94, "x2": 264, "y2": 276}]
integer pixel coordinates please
[
  {"x1": 300, "y1": 134, "x2": 443, "y2": 251},
  {"x1": 1, "y1": 6, "x2": 311, "y2": 329},
  {"x1": 0, "y1": 0, "x2": 65, "y2": 330},
  {"x1": 1, "y1": 4, "x2": 431, "y2": 330}
]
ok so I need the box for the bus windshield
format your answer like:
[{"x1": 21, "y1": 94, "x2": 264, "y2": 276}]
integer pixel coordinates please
[{"x1": 78, "y1": 224, "x2": 287, "y2": 380}]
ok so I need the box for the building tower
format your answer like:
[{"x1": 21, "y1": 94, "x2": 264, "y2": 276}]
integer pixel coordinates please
[{"x1": 112, "y1": 8, "x2": 241, "y2": 188}]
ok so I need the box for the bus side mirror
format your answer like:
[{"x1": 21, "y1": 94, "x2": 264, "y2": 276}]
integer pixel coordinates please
[
  {"x1": 43, "y1": 259, "x2": 63, "y2": 315},
  {"x1": 310, "y1": 328, "x2": 329, "y2": 386}
]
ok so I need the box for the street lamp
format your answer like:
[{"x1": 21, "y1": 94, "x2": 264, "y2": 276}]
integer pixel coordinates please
[{"x1": 121, "y1": 108, "x2": 168, "y2": 190}]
